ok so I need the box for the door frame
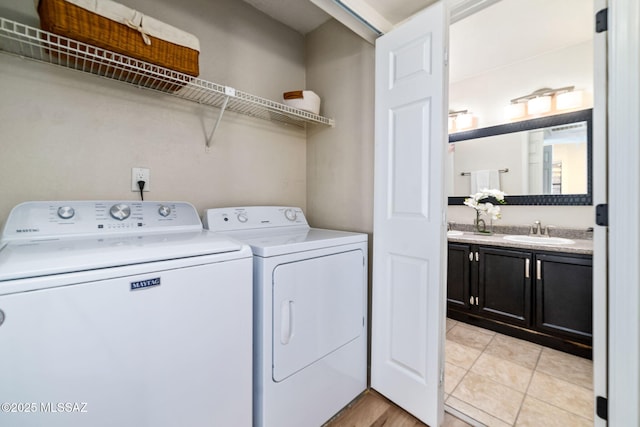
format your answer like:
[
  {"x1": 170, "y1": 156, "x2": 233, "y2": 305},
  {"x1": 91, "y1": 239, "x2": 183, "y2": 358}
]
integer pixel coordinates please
[
  {"x1": 592, "y1": 0, "x2": 608, "y2": 425},
  {"x1": 607, "y1": 0, "x2": 640, "y2": 424}
]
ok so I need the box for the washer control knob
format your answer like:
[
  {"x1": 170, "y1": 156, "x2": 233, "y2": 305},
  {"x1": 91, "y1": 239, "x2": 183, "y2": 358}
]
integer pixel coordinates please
[
  {"x1": 158, "y1": 205, "x2": 172, "y2": 217},
  {"x1": 237, "y1": 213, "x2": 248, "y2": 223},
  {"x1": 109, "y1": 204, "x2": 131, "y2": 221},
  {"x1": 284, "y1": 208, "x2": 297, "y2": 221},
  {"x1": 57, "y1": 206, "x2": 75, "y2": 220}
]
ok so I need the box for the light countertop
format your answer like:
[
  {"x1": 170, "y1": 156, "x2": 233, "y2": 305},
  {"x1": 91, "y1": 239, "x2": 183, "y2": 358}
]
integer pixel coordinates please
[{"x1": 447, "y1": 232, "x2": 593, "y2": 255}]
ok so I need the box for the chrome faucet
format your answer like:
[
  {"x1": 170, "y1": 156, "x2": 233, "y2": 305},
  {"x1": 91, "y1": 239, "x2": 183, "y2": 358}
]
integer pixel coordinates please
[
  {"x1": 530, "y1": 221, "x2": 542, "y2": 236},
  {"x1": 530, "y1": 220, "x2": 554, "y2": 237}
]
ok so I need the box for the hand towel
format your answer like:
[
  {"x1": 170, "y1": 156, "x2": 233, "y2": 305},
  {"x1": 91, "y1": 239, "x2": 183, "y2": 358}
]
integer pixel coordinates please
[{"x1": 471, "y1": 169, "x2": 501, "y2": 193}]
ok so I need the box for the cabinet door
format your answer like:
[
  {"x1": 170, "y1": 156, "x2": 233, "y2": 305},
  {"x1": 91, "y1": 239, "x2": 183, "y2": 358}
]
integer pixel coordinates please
[
  {"x1": 478, "y1": 247, "x2": 532, "y2": 327},
  {"x1": 447, "y1": 243, "x2": 471, "y2": 310},
  {"x1": 535, "y1": 253, "x2": 593, "y2": 343}
]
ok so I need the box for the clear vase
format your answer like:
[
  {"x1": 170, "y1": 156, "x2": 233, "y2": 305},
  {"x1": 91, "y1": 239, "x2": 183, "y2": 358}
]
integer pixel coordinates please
[{"x1": 474, "y1": 210, "x2": 493, "y2": 235}]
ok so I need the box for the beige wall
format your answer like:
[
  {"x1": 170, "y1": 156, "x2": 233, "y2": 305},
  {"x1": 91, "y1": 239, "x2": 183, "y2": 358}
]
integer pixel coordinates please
[
  {"x1": 305, "y1": 20, "x2": 375, "y2": 234},
  {"x1": 451, "y1": 133, "x2": 525, "y2": 196},
  {"x1": 0, "y1": 0, "x2": 307, "y2": 227}
]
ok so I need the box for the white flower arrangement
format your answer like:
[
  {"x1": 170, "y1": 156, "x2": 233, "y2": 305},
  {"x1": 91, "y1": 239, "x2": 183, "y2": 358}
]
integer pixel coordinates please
[{"x1": 464, "y1": 188, "x2": 507, "y2": 220}]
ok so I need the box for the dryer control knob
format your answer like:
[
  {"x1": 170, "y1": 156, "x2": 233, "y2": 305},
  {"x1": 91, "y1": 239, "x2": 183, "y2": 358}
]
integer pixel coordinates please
[
  {"x1": 284, "y1": 208, "x2": 297, "y2": 221},
  {"x1": 57, "y1": 206, "x2": 75, "y2": 220},
  {"x1": 110, "y1": 203, "x2": 131, "y2": 221},
  {"x1": 237, "y1": 213, "x2": 248, "y2": 223},
  {"x1": 158, "y1": 205, "x2": 172, "y2": 217}
]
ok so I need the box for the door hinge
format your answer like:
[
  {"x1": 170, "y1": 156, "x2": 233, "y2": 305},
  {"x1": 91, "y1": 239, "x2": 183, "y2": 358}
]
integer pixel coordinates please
[
  {"x1": 596, "y1": 396, "x2": 608, "y2": 420},
  {"x1": 596, "y1": 8, "x2": 608, "y2": 33},
  {"x1": 596, "y1": 203, "x2": 608, "y2": 226}
]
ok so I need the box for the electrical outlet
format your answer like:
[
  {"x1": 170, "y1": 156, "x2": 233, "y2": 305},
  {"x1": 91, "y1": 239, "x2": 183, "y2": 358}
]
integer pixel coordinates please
[{"x1": 131, "y1": 167, "x2": 150, "y2": 192}]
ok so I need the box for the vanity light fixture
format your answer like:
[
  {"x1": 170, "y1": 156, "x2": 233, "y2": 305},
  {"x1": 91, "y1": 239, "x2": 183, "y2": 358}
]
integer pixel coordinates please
[
  {"x1": 527, "y1": 95, "x2": 552, "y2": 115},
  {"x1": 449, "y1": 109, "x2": 476, "y2": 132},
  {"x1": 456, "y1": 112, "x2": 475, "y2": 129},
  {"x1": 506, "y1": 86, "x2": 582, "y2": 120},
  {"x1": 504, "y1": 102, "x2": 526, "y2": 120},
  {"x1": 556, "y1": 89, "x2": 584, "y2": 111}
]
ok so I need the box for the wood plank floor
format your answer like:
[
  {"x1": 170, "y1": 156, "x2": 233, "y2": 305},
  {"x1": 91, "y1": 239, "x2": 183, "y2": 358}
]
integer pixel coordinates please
[{"x1": 323, "y1": 390, "x2": 472, "y2": 427}]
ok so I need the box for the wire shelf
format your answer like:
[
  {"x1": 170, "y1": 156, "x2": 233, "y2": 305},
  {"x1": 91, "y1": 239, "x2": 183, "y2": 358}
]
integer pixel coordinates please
[{"x1": 0, "y1": 17, "x2": 335, "y2": 131}]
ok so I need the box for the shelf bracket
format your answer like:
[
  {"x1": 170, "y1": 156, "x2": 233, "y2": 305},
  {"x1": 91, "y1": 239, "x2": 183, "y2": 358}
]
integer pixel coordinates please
[{"x1": 206, "y1": 86, "x2": 236, "y2": 149}]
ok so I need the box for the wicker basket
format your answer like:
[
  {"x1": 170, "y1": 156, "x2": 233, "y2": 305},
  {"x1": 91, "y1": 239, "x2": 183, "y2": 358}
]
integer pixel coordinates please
[{"x1": 37, "y1": 0, "x2": 199, "y2": 90}]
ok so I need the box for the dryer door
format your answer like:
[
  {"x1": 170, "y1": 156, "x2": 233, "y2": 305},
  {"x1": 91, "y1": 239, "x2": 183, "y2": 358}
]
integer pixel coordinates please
[{"x1": 272, "y1": 249, "x2": 365, "y2": 382}]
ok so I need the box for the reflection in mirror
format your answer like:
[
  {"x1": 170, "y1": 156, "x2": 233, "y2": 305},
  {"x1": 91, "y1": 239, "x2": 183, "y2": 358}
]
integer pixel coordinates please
[{"x1": 448, "y1": 109, "x2": 592, "y2": 206}]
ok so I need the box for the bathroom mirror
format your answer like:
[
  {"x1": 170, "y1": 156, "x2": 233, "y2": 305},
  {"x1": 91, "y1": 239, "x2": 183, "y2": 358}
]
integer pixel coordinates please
[{"x1": 448, "y1": 109, "x2": 592, "y2": 205}]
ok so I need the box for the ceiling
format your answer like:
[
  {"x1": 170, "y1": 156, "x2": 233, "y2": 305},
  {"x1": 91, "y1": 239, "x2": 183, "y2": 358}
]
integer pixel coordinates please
[
  {"x1": 240, "y1": 0, "x2": 508, "y2": 35},
  {"x1": 240, "y1": 0, "x2": 332, "y2": 34},
  {"x1": 241, "y1": 0, "x2": 593, "y2": 84},
  {"x1": 449, "y1": 0, "x2": 593, "y2": 83},
  {"x1": 241, "y1": 0, "x2": 440, "y2": 35}
]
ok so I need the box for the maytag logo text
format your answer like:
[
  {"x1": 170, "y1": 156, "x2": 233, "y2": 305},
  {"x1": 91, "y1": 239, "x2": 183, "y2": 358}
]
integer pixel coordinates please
[{"x1": 130, "y1": 277, "x2": 161, "y2": 291}]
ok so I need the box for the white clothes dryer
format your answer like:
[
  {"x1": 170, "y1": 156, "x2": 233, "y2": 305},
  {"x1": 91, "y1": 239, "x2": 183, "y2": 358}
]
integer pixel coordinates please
[
  {"x1": 204, "y1": 206, "x2": 368, "y2": 427},
  {"x1": 0, "y1": 201, "x2": 253, "y2": 427}
]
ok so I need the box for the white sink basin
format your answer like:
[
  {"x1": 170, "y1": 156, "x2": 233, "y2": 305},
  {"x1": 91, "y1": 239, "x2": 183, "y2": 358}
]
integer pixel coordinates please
[
  {"x1": 503, "y1": 235, "x2": 575, "y2": 245},
  {"x1": 447, "y1": 230, "x2": 464, "y2": 237}
]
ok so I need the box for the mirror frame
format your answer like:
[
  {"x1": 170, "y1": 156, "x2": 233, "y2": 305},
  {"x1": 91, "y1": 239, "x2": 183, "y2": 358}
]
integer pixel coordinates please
[{"x1": 448, "y1": 108, "x2": 593, "y2": 206}]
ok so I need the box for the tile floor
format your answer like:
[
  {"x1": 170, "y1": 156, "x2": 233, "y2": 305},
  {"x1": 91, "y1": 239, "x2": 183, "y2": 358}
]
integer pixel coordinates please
[{"x1": 445, "y1": 318, "x2": 593, "y2": 426}]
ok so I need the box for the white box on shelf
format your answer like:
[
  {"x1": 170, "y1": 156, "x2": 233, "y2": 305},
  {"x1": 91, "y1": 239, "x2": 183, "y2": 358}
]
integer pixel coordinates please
[{"x1": 283, "y1": 90, "x2": 321, "y2": 115}]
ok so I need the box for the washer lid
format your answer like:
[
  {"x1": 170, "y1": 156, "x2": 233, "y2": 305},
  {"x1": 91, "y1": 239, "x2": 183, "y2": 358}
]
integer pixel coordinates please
[
  {"x1": 0, "y1": 231, "x2": 244, "y2": 282},
  {"x1": 222, "y1": 227, "x2": 367, "y2": 257}
]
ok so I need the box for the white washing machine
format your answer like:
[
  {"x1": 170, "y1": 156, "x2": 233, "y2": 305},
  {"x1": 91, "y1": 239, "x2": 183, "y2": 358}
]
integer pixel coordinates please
[
  {"x1": 203, "y1": 206, "x2": 368, "y2": 427},
  {"x1": 0, "y1": 201, "x2": 253, "y2": 427}
]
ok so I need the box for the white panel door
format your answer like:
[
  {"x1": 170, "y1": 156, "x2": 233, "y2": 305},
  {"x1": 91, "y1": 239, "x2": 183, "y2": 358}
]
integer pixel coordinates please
[{"x1": 371, "y1": 2, "x2": 448, "y2": 426}]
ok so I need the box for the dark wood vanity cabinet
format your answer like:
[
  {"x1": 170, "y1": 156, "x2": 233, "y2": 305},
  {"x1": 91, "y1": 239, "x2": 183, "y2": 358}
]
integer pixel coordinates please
[
  {"x1": 447, "y1": 242, "x2": 592, "y2": 357},
  {"x1": 535, "y1": 253, "x2": 593, "y2": 342},
  {"x1": 478, "y1": 247, "x2": 532, "y2": 327},
  {"x1": 447, "y1": 243, "x2": 472, "y2": 310},
  {"x1": 447, "y1": 244, "x2": 532, "y2": 327}
]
